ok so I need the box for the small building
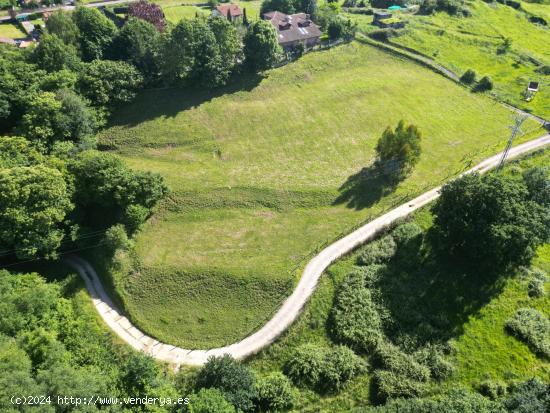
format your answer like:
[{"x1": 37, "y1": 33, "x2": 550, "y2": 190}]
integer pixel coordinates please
[
  {"x1": 372, "y1": 11, "x2": 405, "y2": 29},
  {"x1": 20, "y1": 21, "x2": 35, "y2": 36},
  {"x1": 263, "y1": 11, "x2": 322, "y2": 51},
  {"x1": 525, "y1": 81, "x2": 540, "y2": 102},
  {"x1": 527, "y1": 81, "x2": 539, "y2": 93},
  {"x1": 213, "y1": 4, "x2": 243, "y2": 22}
]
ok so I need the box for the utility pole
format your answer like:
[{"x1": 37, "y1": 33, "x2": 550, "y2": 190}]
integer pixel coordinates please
[{"x1": 497, "y1": 114, "x2": 527, "y2": 172}]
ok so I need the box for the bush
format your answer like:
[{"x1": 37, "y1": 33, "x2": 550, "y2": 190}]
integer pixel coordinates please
[
  {"x1": 320, "y1": 345, "x2": 367, "y2": 392},
  {"x1": 284, "y1": 344, "x2": 327, "y2": 388},
  {"x1": 284, "y1": 344, "x2": 365, "y2": 393},
  {"x1": 460, "y1": 69, "x2": 477, "y2": 84},
  {"x1": 373, "y1": 370, "x2": 427, "y2": 402},
  {"x1": 330, "y1": 269, "x2": 384, "y2": 352},
  {"x1": 505, "y1": 308, "x2": 550, "y2": 358},
  {"x1": 358, "y1": 235, "x2": 397, "y2": 266},
  {"x1": 528, "y1": 273, "x2": 546, "y2": 298},
  {"x1": 504, "y1": 378, "x2": 550, "y2": 413},
  {"x1": 473, "y1": 76, "x2": 493, "y2": 92},
  {"x1": 104, "y1": 224, "x2": 131, "y2": 255},
  {"x1": 413, "y1": 344, "x2": 454, "y2": 381},
  {"x1": 536, "y1": 65, "x2": 550, "y2": 75},
  {"x1": 392, "y1": 223, "x2": 423, "y2": 246},
  {"x1": 196, "y1": 355, "x2": 257, "y2": 412},
  {"x1": 256, "y1": 372, "x2": 295, "y2": 412},
  {"x1": 374, "y1": 341, "x2": 431, "y2": 382},
  {"x1": 478, "y1": 379, "x2": 507, "y2": 400}
]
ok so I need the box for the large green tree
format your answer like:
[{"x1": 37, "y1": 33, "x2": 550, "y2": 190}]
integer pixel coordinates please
[
  {"x1": 162, "y1": 19, "x2": 196, "y2": 82},
  {"x1": 68, "y1": 151, "x2": 167, "y2": 232},
  {"x1": 375, "y1": 120, "x2": 422, "y2": 178},
  {"x1": 45, "y1": 10, "x2": 80, "y2": 47},
  {"x1": 78, "y1": 60, "x2": 143, "y2": 108},
  {"x1": 243, "y1": 20, "x2": 282, "y2": 72},
  {"x1": 0, "y1": 165, "x2": 73, "y2": 259},
  {"x1": 432, "y1": 172, "x2": 550, "y2": 271},
  {"x1": 72, "y1": 7, "x2": 117, "y2": 61},
  {"x1": 32, "y1": 34, "x2": 81, "y2": 72},
  {"x1": 112, "y1": 18, "x2": 162, "y2": 81}
]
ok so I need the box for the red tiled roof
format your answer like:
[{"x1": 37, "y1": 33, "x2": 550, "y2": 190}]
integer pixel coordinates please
[{"x1": 216, "y1": 4, "x2": 243, "y2": 18}]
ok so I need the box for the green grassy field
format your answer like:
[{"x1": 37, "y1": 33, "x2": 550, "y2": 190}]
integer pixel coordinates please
[
  {"x1": 98, "y1": 41, "x2": 544, "y2": 349},
  {"x1": 0, "y1": 23, "x2": 25, "y2": 39},
  {"x1": 249, "y1": 149, "x2": 550, "y2": 411},
  {"x1": 155, "y1": 0, "x2": 263, "y2": 23},
  {"x1": 364, "y1": 1, "x2": 550, "y2": 118}
]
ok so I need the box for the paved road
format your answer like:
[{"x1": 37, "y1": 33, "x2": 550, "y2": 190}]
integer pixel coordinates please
[
  {"x1": 0, "y1": 0, "x2": 136, "y2": 22},
  {"x1": 64, "y1": 133, "x2": 550, "y2": 367}
]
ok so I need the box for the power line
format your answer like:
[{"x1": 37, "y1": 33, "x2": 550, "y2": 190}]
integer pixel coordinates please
[{"x1": 497, "y1": 114, "x2": 528, "y2": 172}]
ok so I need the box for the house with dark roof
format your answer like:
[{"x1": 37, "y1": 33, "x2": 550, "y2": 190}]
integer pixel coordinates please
[
  {"x1": 213, "y1": 4, "x2": 243, "y2": 22},
  {"x1": 263, "y1": 11, "x2": 322, "y2": 51}
]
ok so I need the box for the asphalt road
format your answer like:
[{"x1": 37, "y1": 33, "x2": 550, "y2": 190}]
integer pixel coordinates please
[{"x1": 65, "y1": 132, "x2": 550, "y2": 367}]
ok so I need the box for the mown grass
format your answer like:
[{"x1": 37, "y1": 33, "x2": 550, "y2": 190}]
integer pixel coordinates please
[
  {"x1": 249, "y1": 149, "x2": 550, "y2": 411},
  {"x1": 0, "y1": 23, "x2": 25, "y2": 39},
  {"x1": 98, "y1": 41, "x2": 544, "y2": 348},
  {"x1": 379, "y1": 1, "x2": 550, "y2": 118},
  {"x1": 155, "y1": 0, "x2": 263, "y2": 23}
]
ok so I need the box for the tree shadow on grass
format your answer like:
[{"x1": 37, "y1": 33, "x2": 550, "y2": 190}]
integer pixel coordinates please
[
  {"x1": 333, "y1": 163, "x2": 400, "y2": 210},
  {"x1": 108, "y1": 72, "x2": 266, "y2": 128},
  {"x1": 379, "y1": 229, "x2": 510, "y2": 349}
]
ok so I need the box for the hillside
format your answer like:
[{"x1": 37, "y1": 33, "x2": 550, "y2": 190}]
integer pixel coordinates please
[{"x1": 97, "y1": 41, "x2": 543, "y2": 349}]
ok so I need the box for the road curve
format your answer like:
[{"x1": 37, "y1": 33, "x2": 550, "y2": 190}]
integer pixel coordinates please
[{"x1": 65, "y1": 133, "x2": 550, "y2": 367}]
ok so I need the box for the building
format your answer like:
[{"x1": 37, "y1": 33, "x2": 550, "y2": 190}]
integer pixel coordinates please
[
  {"x1": 372, "y1": 11, "x2": 405, "y2": 29},
  {"x1": 263, "y1": 11, "x2": 321, "y2": 51},
  {"x1": 212, "y1": 4, "x2": 243, "y2": 22}
]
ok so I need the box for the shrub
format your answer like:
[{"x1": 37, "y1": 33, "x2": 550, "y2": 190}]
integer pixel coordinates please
[
  {"x1": 196, "y1": 355, "x2": 257, "y2": 412},
  {"x1": 104, "y1": 224, "x2": 131, "y2": 255},
  {"x1": 528, "y1": 276, "x2": 546, "y2": 298},
  {"x1": 392, "y1": 222, "x2": 423, "y2": 246},
  {"x1": 374, "y1": 341, "x2": 431, "y2": 382},
  {"x1": 357, "y1": 235, "x2": 397, "y2": 266},
  {"x1": 473, "y1": 76, "x2": 493, "y2": 92},
  {"x1": 320, "y1": 345, "x2": 367, "y2": 392},
  {"x1": 504, "y1": 378, "x2": 550, "y2": 413},
  {"x1": 479, "y1": 379, "x2": 507, "y2": 400},
  {"x1": 460, "y1": 69, "x2": 477, "y2": 84},
  {"x1": 330, "y1": 269, "x2": 384, "y2": 352},
  {"x1": 505, "y1": 308, "x2": 550, "y2": 358},
  {"x1": 256, "y1": 372, "x2": 295, "y2": 412},
  {"x1": 284, "y1": 344, "x2": 365, "y2": 393},
  {"x1": 373, "y1": 370, "x2": 427, "y2": 402},
  {"x1": 284, "y1": 344, "x2": 327, "y2": 388},
  {"x1": 413, "y1": 344, "x2": 454, "y2": 381},
  {"x1": 536, "y1": 65, "x2": 550, "y2": 75}
]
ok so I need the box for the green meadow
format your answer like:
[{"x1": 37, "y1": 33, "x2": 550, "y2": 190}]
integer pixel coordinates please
[
  {"x1": 347, "y1": 1, "x2": 550, "y2": 118},
  {"x1": 97, "y1": 41, "x2": 544, "y2": 349}
]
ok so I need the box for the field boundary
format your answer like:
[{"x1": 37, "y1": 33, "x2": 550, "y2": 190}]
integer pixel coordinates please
[{"x1": 65, "y1": 134, "x2": 550, "y2": 366}]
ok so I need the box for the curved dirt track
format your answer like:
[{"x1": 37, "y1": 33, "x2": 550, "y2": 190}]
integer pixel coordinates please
[{"x1": 65, "y1": 133, "x2": 550, "y2": 366}]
